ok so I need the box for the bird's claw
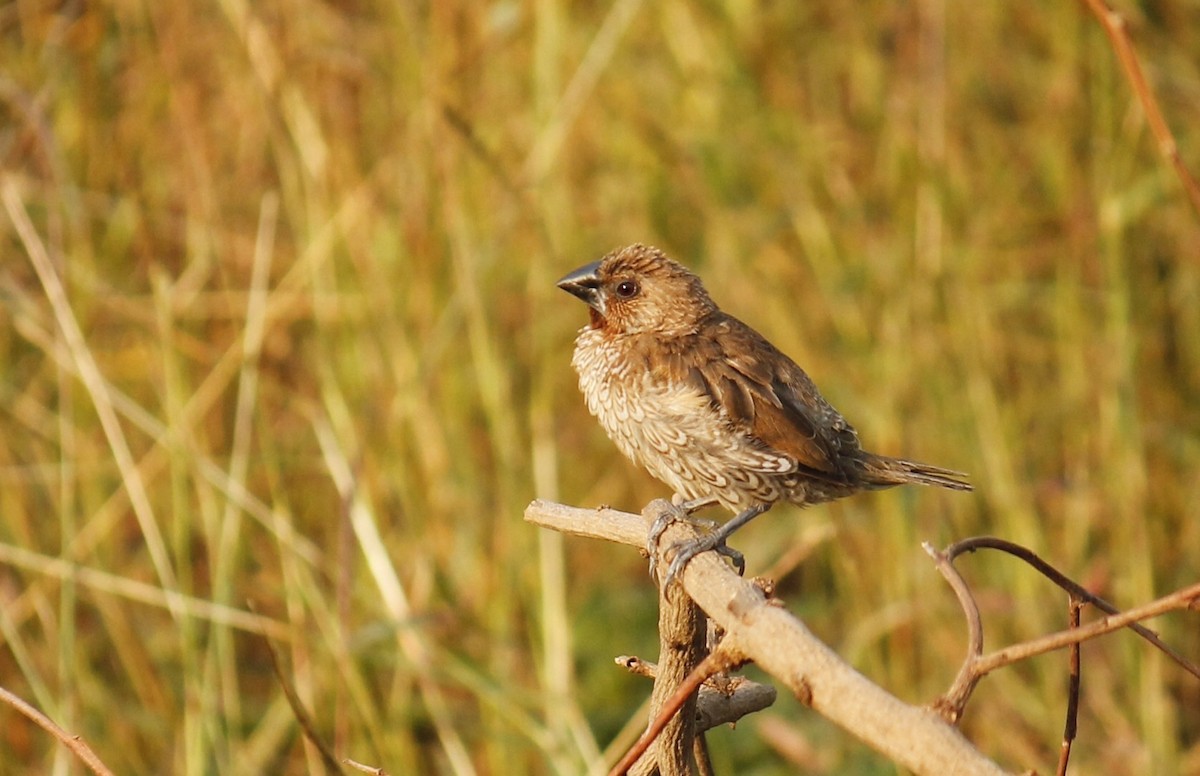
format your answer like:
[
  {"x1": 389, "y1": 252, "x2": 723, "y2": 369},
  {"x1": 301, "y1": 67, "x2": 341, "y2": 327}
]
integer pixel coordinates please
[
  {"x1": 647, "y1": 502, "x2": 685, "y2": 582},
  {"x1": 647, "y1": 500, "x2": 720, "y2": 582},
  {"x1": 647, "y1": 500, "x2": 745, "y2": 588},
  {"x1": 660, "y1": 534, "x2": 745, "y2": 589}
]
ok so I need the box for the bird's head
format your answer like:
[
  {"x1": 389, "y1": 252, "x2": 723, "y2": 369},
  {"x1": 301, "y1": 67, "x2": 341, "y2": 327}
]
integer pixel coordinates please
[{"x1": 556, "y1": 244, "x2": 717, "y2": 336}]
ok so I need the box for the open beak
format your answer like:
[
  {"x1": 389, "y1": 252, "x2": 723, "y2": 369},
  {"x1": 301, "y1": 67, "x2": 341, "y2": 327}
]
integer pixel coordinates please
[{"x1": 556, "y1": 261, "x2": 604, "y2": 313}]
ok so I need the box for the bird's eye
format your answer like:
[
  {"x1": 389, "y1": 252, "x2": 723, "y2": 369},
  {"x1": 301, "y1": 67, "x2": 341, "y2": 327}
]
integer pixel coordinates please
[{"x1": 615, "y1": 279, "x2": 640, "y2": 299}]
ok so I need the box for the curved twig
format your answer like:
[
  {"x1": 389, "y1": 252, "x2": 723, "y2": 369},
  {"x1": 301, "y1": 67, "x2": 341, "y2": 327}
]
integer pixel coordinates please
[
  {"x1": 1080, "y1": 0, "x2": 1200, "y2": 218},
  {"x1": 923, "y1": 542, "x2": 985, "y2": 722},
  {"x1": 0, "y1": 684, "x2": 115, "y2": 776},
  {"x1": 931, "y1": 536, "x2": 1200, "y2": 724},
  {"x1": 945, "y1": 537, "x2": 1200, "y2": 680}
]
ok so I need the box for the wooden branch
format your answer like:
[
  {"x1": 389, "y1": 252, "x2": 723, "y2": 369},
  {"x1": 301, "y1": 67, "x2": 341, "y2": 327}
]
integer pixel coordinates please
[
  {"x1": 619, "y1": 649, "x2": 723, "y2": 776},
  {"x1": 627, "y1": 544, "x2": 707, "y2": 776},
  {"x1": 525, "y1": 499, "x2": 1013, "y2": 776},
  {"x1": 615, "y1": 657, "x2": 777, "y2": 731},
  {"x1": 925, "y1": 542, "x2": 986, "y2": 722},
  {"x1": 693, "y1": 675, "x2": 777, "y2": 731}
]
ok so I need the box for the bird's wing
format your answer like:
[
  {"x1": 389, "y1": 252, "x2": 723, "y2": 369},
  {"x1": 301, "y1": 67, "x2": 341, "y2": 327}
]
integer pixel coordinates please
[{"x1": 674, "y1": 313, "x2": 860, "y2": 481}]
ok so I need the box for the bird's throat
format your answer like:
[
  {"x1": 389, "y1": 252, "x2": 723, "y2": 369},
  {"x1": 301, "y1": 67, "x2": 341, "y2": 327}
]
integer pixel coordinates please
[{"x1": 588, "y1": 308, "x2": 605, "y2": 329}]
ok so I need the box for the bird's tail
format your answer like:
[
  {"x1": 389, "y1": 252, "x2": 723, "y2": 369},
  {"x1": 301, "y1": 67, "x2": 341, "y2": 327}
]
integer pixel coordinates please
[{"x1": 862, "y1": 455, "x2": 973, "y2": 492}]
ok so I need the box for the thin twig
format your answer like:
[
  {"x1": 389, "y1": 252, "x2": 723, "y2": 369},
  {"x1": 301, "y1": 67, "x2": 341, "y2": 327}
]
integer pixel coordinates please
[
  {"x1": 973, "y1": 582, "x2": 1200, "y2": 675},
  {"x1": 924, "y1": 542, "x2": 985, "y2": 722},
  {"x1": 945, "y1": 537, "x2": 1200, "y2": 680},
  {"x1": 931, "y1": 536, "x2": 1200, "y2": 723},
  {"x1": 613, "y1": 649, "x2": 739, "y2": 776},
  {"x1": 261, "y1": 634, "x2": 346, "y2": 774},
  {"x1": 0, "y1": 684, "x2": 115, "y2": 776},
  {"x1": 1055, "y1": 597, "x2": 1084, "y2": 776},
  {"x1": 694, "y1": 734, "x2": 716, "y2": 776},
  {"x1": 1079, "y1": 0, "x2": 1200, "y2": 218}
]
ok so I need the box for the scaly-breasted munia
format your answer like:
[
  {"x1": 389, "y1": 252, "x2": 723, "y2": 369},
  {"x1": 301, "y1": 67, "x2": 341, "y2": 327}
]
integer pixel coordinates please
[{"x1": 558, "y1": 244, "x2": 971, "y2": 584}]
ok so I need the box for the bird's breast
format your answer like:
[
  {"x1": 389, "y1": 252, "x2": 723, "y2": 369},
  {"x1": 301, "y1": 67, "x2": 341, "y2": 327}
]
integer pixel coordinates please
[{"x1": 570, "y1": 329, "x2": 796, "y2": 510}]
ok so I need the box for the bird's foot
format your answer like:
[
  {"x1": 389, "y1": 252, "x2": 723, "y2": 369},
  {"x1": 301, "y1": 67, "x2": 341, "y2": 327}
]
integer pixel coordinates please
[
  {"x1": 651, "y1": 502, "x2": 767, "y2": 589},
  {"x1": 647, "y1": 499, "x2": 744, "y2": 588},
  {"x1": 647, "y1": 499, "x2": 717, "y2": 583},
  {"x1": 660, "y1": 533, "x2": 745, "y2": 589}
]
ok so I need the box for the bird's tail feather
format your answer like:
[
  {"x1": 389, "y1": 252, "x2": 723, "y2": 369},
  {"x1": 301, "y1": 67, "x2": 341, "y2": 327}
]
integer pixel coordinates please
[{"x1": 863, "y1": 455, "x2": 973, "y2": 492}]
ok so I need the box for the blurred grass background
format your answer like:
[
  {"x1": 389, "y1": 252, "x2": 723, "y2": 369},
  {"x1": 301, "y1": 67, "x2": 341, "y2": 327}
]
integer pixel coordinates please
[{"x1": 1, "y1": 0, "x2": 1199, "y2": 773}]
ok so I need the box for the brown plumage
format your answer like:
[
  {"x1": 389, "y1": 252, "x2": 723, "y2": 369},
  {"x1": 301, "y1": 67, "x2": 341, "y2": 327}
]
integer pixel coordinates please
[{"x1": 558, "y1": 243, "x2": 972, "y2": 582}]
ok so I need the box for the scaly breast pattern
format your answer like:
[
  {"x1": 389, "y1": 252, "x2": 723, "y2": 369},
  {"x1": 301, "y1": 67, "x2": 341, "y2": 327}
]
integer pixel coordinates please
[{"x1": 572, "y1": 328, "x2": 803, "y2": 511}]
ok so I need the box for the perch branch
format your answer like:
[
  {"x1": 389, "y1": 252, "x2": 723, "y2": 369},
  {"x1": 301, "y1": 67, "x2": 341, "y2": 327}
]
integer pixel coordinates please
[{"x1": 525, "y1": 499, "x2": 1013, "y2": 776}]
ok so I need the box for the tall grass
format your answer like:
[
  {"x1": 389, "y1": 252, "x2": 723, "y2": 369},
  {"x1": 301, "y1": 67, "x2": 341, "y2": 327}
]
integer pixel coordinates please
[{"x1": 1, "y1": 1, "x2": 1198, "y2": 773}]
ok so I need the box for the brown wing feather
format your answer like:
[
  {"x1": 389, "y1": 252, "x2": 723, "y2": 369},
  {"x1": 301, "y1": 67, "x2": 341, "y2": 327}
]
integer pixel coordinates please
[{"x1": 652, "y1": 311, "x2": 860, "y2": 482}]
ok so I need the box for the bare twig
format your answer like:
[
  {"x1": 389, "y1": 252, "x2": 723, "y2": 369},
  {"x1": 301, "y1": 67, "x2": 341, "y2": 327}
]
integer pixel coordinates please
[
  {"x1": 942, "y1": 537, "x2": 1200, "y2": 680},
  {"x1": 929, "y1": 536, "x2": 1200, "y2": 723},
  {"x1": 1079, "y1": 0, "x2": 1200, "y2": 218},
  {"x1": 262, "y1": 635, "x2": 346, "y2": 774},
  {"x1": 974, "y1": 582, "x2": 1200, "y2": 674},
  {"x1": 614, "y1": 648, "x2": 743, "y2": 776},
  {"x1": 694, "y1": 735, "x2": 715, "y2": 776},
  {"x1": 526, "y1": 500, "x2": 1012, "y2": 776},
  {"x1": 616, "y1": 655, "x2": 658, "y2": 679},
  {"x1": 615, "y1": 655, "x2": 777, "y2": 731},
  {"x1": 1056, "y1": 597, "x2": 1084, "y2": 776},
  {"x1": 344, "y1": 759, "x2": 389, "y2": 775},
  {"x1": 925, "y1": 542, "x2": 985, "y2": 722},
  {"x1": 692, "y1": 677, "x2": 776, "y2": 731},
  {"x1": 0, "y1": 684, "x2": 115, "y2": 776}
]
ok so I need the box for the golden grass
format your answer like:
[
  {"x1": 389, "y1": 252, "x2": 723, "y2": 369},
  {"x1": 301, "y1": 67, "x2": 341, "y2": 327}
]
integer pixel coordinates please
[{"x1": 1, "y1": 1, "x2": 1198, "y2": 773}]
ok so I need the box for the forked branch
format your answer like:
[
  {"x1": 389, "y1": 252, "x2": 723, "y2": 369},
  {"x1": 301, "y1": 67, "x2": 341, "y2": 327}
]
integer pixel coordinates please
[
  {"x1": 525, "y1": 499, "x2": 1013, "y2": 776},
  {"x1": 927, "y1": 536, "x2": 1200, "y2": 725}
]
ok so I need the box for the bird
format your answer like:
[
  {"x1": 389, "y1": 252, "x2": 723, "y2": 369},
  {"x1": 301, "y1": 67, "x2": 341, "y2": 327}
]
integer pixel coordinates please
[{"x1": 557, "y1": 243, "x2": 972, "y2": 586}]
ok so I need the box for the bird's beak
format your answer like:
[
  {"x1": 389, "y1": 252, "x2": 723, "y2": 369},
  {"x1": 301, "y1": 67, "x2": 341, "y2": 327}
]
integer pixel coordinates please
[{"x1": 556, "y1": 261, "x2": 604, "y2": 314}]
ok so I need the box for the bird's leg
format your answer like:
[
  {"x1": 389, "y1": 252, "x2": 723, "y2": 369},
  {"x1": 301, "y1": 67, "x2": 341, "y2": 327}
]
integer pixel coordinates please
[
  {"x1": 672, "y1": 494, "x2": 719, "y2": 513},
  {"x1": 661, "y1": 504, "x2": 770, "y2": 589},
  {"x1": 647, "y1": 495, "x2": 720, "y2": 581}
]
